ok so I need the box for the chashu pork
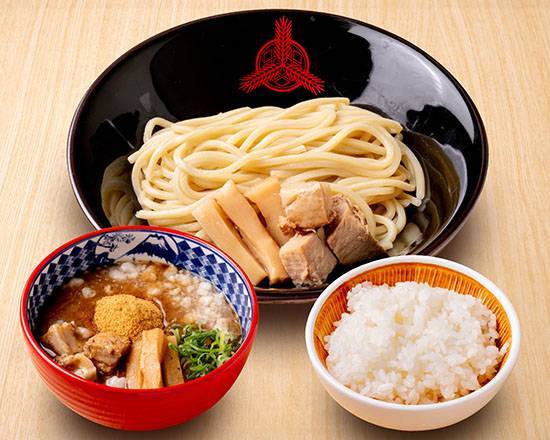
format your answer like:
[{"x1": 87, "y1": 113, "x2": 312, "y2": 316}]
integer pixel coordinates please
[
  {"x1": 326, "y1": 195, "x2": 383, "y2": 265},
  {"x1": 83, "y1": 332, "x2": 131, "y2": 375},
  {"x1": 41, "y1": 321, "x2": 87, "y2": 356},
  {"x1": 280, "y1": 182, "x2": 333, "y2": 230},
  {"x1": 279, "y1": 232, "x2": 337, "y2": 287},
  {"x1": 57, "y1": 353, "x2": 97, "y2": 380}
]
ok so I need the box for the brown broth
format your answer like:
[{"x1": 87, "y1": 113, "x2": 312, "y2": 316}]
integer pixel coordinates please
[{"x1": 40, "y1": 261, "x2": 241, "y2": 342}]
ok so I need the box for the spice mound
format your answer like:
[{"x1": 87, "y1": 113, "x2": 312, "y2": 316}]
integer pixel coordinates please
[{"x1": 94, "y1": 294, "x2": 163, "y2": 339}]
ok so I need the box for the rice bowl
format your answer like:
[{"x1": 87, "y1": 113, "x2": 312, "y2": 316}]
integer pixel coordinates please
[
  {"x1": 325, "y1": 281, "x2": 507, "y2": 405},
  {"x1": 305, "y1": 256, "x2": 520, "y2": 431}
]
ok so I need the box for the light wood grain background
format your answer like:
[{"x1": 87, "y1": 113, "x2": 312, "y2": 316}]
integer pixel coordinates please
[{"x1": 1, "y1": 1, "x2": 548, "y2": 438}]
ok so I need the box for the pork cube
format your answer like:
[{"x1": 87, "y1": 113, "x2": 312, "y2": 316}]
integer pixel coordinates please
[
  {"x1": 326, "y1": 195, "x2": 383, "y2": 265},
  {"x1": 280, "y1": 182, "x2": 333, "y2": 229},
  {"x1": 279, "y1": 233, "x2": 337, "y2": 287},
  {"x1": 83, "y1": 332, "x2": 131, "y2": 375},
  {"x1": 57, "y1": 353, "x2": 97, "y2": 380},
  {"x1": 41, "y1": 321, "x2": 85, "y2": 356}
]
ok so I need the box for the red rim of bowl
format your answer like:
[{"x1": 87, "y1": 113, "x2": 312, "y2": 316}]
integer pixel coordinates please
[{"x1": 20, "y1": 225, "x2": 259, "y2": 394}]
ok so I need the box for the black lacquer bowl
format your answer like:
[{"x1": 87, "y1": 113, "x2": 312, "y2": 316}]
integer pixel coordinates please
[{"x1": 68, "y1": 9, "x2": 488, "y2": 303}]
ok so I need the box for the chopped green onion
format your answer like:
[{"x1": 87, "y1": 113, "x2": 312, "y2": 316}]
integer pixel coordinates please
[{"x1": 168, "y1": 324, "x2": 239, "y2": 380}]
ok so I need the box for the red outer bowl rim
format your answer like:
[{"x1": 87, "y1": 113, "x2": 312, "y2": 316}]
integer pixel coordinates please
[{"x1": 20, "y1": 225, "x2": 259, "y2": 395}]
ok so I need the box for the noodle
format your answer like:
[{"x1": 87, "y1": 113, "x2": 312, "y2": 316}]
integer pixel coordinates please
[
  {"x1": 128, "y1": 98, "x2": 425, "y2": 250},
  {"x1": 101, "y1": 156, "x2": 144, "y2": 226}
]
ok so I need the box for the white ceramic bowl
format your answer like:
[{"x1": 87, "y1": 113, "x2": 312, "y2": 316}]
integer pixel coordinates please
[{"x1": 305, "y1": 255, "x2": 520, "y2": 431}]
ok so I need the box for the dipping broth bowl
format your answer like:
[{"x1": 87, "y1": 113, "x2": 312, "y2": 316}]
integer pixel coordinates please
[
  {"x1": 20, "y1": 226, "x2": 258, "y2": 431},
  {"x1": 305, "y1": 256, "x2": 520, "y2": 431}
]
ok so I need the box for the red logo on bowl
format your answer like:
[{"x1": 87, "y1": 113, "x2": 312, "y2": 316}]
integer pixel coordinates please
[{"x1": 239, "y1": 17, "x2": 324, "y2": 95}]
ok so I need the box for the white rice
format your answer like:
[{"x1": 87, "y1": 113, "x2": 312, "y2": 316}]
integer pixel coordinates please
[{"x1": 325, "y1": 282, "x2": 507, "y2": 404}]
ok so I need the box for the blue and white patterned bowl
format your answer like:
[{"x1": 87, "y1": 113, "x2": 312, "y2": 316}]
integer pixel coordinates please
[{"x1": 20, "y1": 226, "x2": 259, "y2": 430}]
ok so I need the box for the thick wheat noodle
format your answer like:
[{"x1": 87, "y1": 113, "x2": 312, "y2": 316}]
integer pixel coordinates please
[
  {"x1": 129, "y1": 97, "x2": 425, "y2": 250},
  {"x1": 100, "y1": 156, "x2": 143, "y2": 226}
]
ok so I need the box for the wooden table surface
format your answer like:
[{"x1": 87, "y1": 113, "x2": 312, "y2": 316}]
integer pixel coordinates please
[{"x1": 1, "y1": 1, "x2": 548, "y2": 438}]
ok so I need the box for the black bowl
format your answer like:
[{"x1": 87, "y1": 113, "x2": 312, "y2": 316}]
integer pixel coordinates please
[{"x1": 68, "y1": 9, "x2": 488, "y2": 303}]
